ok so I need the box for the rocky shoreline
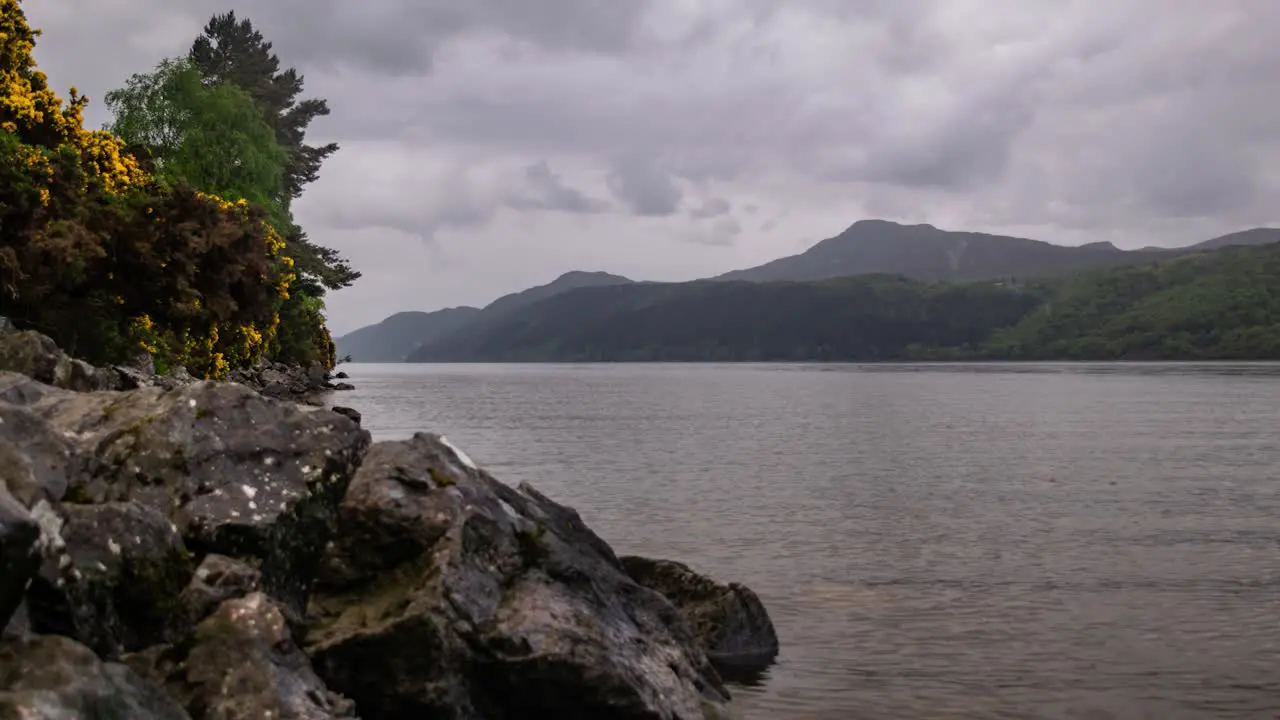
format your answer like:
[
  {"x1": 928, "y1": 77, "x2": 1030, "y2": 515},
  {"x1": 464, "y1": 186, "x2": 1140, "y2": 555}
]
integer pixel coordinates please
[{"x1": 0, "y1": 323, "x2": 778, "y2": 719}]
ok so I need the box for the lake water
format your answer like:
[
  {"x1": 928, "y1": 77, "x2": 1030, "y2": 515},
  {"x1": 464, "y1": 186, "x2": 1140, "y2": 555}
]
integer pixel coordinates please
[{"x1": 333, "y1": 362, "x2": 1280, "y2": 720}]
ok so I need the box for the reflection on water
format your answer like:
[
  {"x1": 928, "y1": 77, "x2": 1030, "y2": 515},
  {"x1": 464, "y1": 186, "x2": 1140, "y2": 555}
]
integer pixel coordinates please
[{"x1": 336, "y1": 362, "x2": 1280, "y2": 719}]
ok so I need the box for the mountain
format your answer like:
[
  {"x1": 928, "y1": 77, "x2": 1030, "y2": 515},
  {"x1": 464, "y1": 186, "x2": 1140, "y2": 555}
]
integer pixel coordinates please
[
  {"x1": 399, "y1": 271, "x2": 634, "y2": 362},
  {"x1": 480, "y1": 270, "x2": 635, "y2": 317},
  {"x1": 714, "y1": 219, "x2": 1174, "y2": 284},
  {"x1": 408, "y1": 242, "x2": 1280, "y2": 363},
  {"x1": 1183, "y1": 227, "x2": 1280, "y2": 252},
  {"x1": 335, "y1": 307, "x2": 480, "y2": 362}
]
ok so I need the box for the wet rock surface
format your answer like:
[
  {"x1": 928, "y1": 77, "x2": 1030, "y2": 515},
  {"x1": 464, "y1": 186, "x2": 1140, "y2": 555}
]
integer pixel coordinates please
[
  {"x1": 0, "y1": 328, "x2": 776, "y2": 719},
  {"x1": 26, "y1": 501, "x2": 193, "y2": 659},
  {"x1": 306, "y1": 433, "x2": 731, "y2": 719},
  {"x1": 0, "y1": 634, "x2": 191, "y2": 719},
  {"x1": 131, "y1": 593, "x2": 356, "y2": 720},
  {"x1": 621, "y1": 556, "x2": 780, "y2": 671}
]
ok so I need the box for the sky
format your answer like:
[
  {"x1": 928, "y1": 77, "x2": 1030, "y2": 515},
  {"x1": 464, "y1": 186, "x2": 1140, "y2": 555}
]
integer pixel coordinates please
[{"x1": 24, "y1": 0, "x2": 1280, "y2": 334}]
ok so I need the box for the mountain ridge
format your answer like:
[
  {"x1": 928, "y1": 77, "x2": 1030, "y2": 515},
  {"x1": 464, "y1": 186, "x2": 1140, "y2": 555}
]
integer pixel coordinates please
[{"x1": 339, "y1": 222, "x2": 1280, "y2": 362}]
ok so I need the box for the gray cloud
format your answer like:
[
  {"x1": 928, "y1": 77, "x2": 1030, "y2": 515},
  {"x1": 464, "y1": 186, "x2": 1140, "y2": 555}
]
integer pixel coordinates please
[
  {"x1": 690, "y1": 197, "x2": 731, "y2": 220},
  {"x1": 606, "y1": 154, "x2": 684, "y2": 217},
  {"x1": 508, "y1": 161, "x2": 611, "y2": 214},
  {"x1": 21, "y1": 0, "x2": 1280, "y2": 333}
]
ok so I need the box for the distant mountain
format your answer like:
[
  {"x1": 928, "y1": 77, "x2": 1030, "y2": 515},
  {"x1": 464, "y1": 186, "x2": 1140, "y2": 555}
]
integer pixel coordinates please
[
  {"x1": 481, "y1": 270, "x2": 635, "y2": 317},
  {"x1": 335, "y1": 307, "x2": 480, "y2": 362},
  {"x1": 714, "y1": 219, "x2": 1173, "y2": 284},
  {"x1": 1183, "y1": 227, "x2": 1280, "y2": 251},
  {"x1": 408, "y1": 242, "x2": 1280, "y2": 363},
  {"x1": 400, "y1": 271, "x2": 634, "y2": 362}
]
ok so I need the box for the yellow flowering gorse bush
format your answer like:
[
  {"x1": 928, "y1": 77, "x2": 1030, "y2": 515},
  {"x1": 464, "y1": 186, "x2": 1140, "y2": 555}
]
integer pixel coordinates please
[{"x1": 0, "y1": 0, "x2": 296, "y2": 378}]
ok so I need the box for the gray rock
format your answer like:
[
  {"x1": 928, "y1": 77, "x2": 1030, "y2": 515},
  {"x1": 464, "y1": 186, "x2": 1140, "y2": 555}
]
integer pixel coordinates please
[
  {"x1": 331, "y1": 383, "x2": 355, "y2": 392},
  {"x1": 132, "y1": 593, "x2": 355, "y2": 720},
  {"x1": 0, "y1": 330, "x2": 118, "y2": 392},
  {"x1": 175, "y1": 554, "x2": 261, "y2": 631},
  {"x1": 0, "y1": 317, "x2": 14, "y2": 335},
  {"x1": 25, "y1": 501, "x2": 193, "y2": 659},
  {"x1": 0, "y1": 403, "x2": 77, "y2": 508},
  {"x1": 334, "y1": 371, "x2": 349, "y2": 380},
  {"x1": 620, "y1": 556, "x2": 780, "y2": 670},
  {"x1": 0, "y1": 633, "x2": 190, "y2": 719},
  {"x1": 306, "y1": 433, "x2": 729, "y2": 719},
  {"x1": 330, "y1": 406, "x2": 361, "y2": 426},
  {"x1": 19, "y1": 380, "x2": 370, "y2": 619},
  {"x1": 0, "y1": 487, "x2": 39, "y2": 634}
]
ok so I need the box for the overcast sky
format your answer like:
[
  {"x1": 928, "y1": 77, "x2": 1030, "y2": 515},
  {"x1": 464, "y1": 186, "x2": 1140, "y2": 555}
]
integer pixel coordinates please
[{"x1": 26, "y1": 0, "x2": 1280, "y2": 334}]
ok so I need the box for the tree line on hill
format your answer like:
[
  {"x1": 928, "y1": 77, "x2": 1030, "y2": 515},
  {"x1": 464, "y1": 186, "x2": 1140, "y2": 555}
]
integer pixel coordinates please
[
  {"x1": 395, "y1": 242, "x2": 1280, "y2": 363},
  {"x1": 0, "y1": 0, "x2": 355, "y2": 378}
]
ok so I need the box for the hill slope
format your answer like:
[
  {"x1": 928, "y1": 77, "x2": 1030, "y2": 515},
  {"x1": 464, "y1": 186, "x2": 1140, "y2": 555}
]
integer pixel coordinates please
[
  {"x1": 335, "y1": 307, "x2": 480, "y2": 362},
  {"x1": 714, "y1": 220, "x2": 1280, "y2": 285},
  {"x1": 403, "y1": 271, "x2": 633, "y2": 361},
  {"x1": 409, "y1": 243, "x2": 1280, "y2": 362},
  {"x1": 714, "y1": 220, "x2": 1167, "y2": 283}
]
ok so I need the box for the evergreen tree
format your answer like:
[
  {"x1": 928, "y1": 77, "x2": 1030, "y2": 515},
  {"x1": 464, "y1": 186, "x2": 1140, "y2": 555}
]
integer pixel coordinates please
[{"x1": 189, "y1": 11, "x2": 358, "y2": 294}]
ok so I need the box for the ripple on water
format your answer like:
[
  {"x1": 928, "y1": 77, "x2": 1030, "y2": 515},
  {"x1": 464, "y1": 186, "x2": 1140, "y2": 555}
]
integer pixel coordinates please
[{"x1": 338, "y1": 362, "x2": 1280, "y2": 719}]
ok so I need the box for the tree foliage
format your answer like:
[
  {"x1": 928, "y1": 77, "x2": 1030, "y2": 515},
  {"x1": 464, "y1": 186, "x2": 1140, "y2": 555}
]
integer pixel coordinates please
[
  {"x1": 189, "y1": 11, "x2": 357, "y2": 294},
  {"x1": 105, "y1": 58, "x2": 288, "y2": 220},
  {"x1": 0, "y1": 0, "x2": 294, "y2": 377}
]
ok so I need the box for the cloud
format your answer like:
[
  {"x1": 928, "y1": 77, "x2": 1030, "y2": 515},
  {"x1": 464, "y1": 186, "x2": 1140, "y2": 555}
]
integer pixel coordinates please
[
  {"x1": 20, "y1": 0, "x2": 1280, "y2": 333},
  {"x1": 690, "y1": 197, "x2": 731, "y2": 220},
  {"x1": 508, "y1": 160, "x2": 610, "y2": 214},
  {"x1": 605, "y1": 153, "x2": 684, "y2": 217}
]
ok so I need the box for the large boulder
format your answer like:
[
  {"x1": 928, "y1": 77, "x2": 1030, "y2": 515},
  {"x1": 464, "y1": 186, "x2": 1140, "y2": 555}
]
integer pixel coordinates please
[
  {"x1": 10, "y1": 378, "x2": 370, "y2": 619},
  {"x1": 0, "y1": 486, "x2": 39, "y2": 634},
  {"x1": 620, "y1": 556, "x2": 780, "y2": 671},
  {"x1": 173, "y1": 554, "x2": 262, "y2": 632},
  {"x1": 0, "y1": 329, "x2": 118, "y2": 392},
  {"x1": 130, "y1": 593, "x2": 356, "y2": 719},
  {"x1": 306, "y1": 433, "x2": 731, "y2": 719},
  {"x1": 25, "y1": 501, "x2": 193, "y2": 659},
  {"x1": 0, "y1": 633, "x2": 190, "y2": 719}
]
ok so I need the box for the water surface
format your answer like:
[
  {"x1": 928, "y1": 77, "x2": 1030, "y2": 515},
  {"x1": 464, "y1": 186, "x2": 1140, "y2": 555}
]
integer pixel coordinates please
[{"x1": 335, "y1": 362, "x2": 1280, "y2": 719}]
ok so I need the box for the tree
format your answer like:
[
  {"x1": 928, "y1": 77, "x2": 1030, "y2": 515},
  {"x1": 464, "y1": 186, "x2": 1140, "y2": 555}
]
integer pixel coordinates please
[
  {"x1": 104, "y1": 58, "x2": 289, "y2": 221},
  {"x1": 0, "y1": 0, "x2": 293, "y2": 376},
  {"x1": 189, "y1": 11, "x2": 358, "y2": 293}
]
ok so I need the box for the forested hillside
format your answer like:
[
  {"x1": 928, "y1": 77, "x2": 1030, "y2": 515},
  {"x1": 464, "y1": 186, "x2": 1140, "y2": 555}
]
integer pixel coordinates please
[{"x1": 408, "y1": 243, "x2": 1280, "y2": 362}]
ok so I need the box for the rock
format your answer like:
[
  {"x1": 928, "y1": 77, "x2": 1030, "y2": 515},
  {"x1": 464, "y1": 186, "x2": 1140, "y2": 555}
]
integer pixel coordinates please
[
  {"x1": 331, "y1": 383, "x2": 355, "y2": 392},
  {"x1": 0, "y1": 487, "x2": 39, "y2": 634},
  {"x1": 20, "y1": 380, "x2": 370, "y2": 619},
  {"x1": 307, "y1": 362, "x2": 328, "y2": 387},
  {"x1": 0, "y1": 633, "x2": 191, "y2": 719},
  {"x1": 0, "y1": 403, "x2": 78, "y2": 508},
  {"x1": 174, "y1": 554, "x2": 261, "y2": 631},
  {"x1": 306, "y1": 433, "x2": 729, "y2": 719},
  {"x1": 0, "y1": 317, "x2": 13, "y2": 335},
  {"x1": 0, "y1": 330, "x2": 117, "y2": 392},
  {"x1": 131, "y1": 593, "x2": 355, "y2": 720},
  {"x1": 25, "y1": 501, "x2": 193, "y2": 659},
  {"x1": 334, "y1": 371, "x2": 349, "y2": 380},
  {"x1": 262, "y1": 380, "x2": 294, "y2": 399},
  {"x1": 2, "y1": 602, "x2": 28, "y2": 639},
  {"x1": 330, "y1": 406, "x2": 361, "y2": 426},
  {"x1": 620, "y1": 556, "x2": 780, "y2": 670}
]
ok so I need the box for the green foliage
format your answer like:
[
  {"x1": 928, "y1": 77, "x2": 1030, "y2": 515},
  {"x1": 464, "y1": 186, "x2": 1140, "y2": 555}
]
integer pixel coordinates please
[
  {"x1": 0, "y1": 0, "x2": 290, "y2": 377},
  {"x1": 271, "y1": 289, "x2": 336, "y2": 367},
  {"x1": 95, "y1": 11, "x2": 363, "y2": 371},
  {"x1": 189, "y1": 11, "x2": 358, "y2": 293},
  {"x1": 986, "y1": 245, "x2": 1280, "y2": 360},
  {"x1": 105, "y1": 58, "x2": 289, "y2": 218}
]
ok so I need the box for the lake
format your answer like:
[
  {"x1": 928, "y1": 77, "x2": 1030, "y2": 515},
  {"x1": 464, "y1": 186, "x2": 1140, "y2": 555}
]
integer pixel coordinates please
[{"x1": 333, "y1": 362, "x2": 1280, "y2": 719}]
